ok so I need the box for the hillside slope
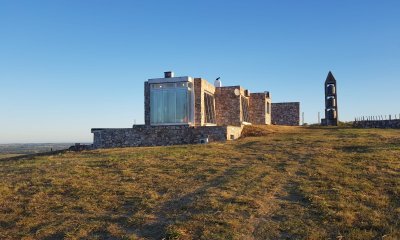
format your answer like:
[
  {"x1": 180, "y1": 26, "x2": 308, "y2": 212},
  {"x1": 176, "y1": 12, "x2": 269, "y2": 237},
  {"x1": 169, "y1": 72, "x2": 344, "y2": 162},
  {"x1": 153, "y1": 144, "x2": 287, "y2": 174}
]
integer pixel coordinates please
[{"x1": 0, "y1": 126, "x2": 399, "y2": 239}]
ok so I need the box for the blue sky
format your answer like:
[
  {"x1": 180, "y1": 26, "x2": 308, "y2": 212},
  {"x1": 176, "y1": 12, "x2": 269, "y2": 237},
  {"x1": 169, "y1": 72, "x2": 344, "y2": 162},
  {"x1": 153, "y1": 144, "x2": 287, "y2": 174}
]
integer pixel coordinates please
[{"x1": 0, "y1": 0, "x2": 399, "y2": 143}]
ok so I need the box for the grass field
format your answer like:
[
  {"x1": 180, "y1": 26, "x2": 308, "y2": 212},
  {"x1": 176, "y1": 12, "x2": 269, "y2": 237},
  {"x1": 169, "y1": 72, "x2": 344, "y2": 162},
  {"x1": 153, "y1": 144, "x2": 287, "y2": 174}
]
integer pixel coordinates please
[
  {"x1": 0, "y1": 126, "x2": 399, "y2": 239},
  {"x1": 0, "y1": 153, "x2": 23, "y2": 159},
  {"x1": 0, "y1": 143, "x2": 73, "y2": 159}
]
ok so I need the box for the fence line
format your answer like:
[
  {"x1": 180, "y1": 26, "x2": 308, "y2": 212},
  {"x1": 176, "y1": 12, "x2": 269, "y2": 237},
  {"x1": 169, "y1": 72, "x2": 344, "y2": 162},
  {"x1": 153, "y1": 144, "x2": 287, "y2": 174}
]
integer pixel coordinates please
[
  {"x1": 353, "y1": 114, "x2": 400, "y2": 129},
  {"x1": 354, "y1": 114, "x2": 400, "y2": 122}
]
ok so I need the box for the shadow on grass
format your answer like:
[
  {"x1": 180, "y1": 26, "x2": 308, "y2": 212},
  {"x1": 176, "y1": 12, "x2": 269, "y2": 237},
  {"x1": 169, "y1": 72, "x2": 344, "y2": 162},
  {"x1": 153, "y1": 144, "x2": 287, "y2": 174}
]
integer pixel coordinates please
[
  {"x1": 235, "y1": 141, "x2": 260, "y2": 150},
  {"x1": 133, "y1": 164, "x2": 249, "y2": 239},
  {"x1": 279, "y1": 182, "x2": 310, "y2": 206},
  {"x1": 336, "y1": 145, "x2": 374, "y2": 153}
]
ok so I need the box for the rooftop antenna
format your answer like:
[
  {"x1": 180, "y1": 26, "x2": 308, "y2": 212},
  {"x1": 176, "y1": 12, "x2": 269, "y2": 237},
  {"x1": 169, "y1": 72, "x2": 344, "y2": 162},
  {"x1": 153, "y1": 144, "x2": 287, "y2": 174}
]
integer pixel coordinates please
[{"x1": 214, "y1": 77, "x2": 222, "y2": 87}]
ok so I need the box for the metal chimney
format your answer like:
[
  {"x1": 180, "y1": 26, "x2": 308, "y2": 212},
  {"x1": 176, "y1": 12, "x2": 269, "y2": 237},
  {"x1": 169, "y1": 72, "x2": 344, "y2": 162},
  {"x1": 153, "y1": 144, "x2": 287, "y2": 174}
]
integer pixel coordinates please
[{"x1": 164, "y1": 71, "x2": 174, "y2": 78}]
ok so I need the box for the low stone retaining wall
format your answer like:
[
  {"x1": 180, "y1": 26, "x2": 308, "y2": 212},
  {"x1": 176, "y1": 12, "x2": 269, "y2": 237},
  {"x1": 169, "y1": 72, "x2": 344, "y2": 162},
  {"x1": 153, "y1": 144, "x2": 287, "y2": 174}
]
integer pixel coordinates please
[
  {"x1": 353, "y1": 120, "x2": 400, "y2": 129},
  {"x1": 91, "y1": 125, "x2": 243, "y2": 149}
]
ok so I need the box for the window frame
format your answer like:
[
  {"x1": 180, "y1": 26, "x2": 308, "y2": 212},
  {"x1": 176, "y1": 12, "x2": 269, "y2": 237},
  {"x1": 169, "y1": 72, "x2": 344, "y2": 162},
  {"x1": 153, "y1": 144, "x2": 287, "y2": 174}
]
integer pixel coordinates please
[
  {"x1": 241, "y1": 96, "x2": 251, "y2": 123},
  {"x1": 204, "y1": 92, "x2": 216, "y2": 125}
]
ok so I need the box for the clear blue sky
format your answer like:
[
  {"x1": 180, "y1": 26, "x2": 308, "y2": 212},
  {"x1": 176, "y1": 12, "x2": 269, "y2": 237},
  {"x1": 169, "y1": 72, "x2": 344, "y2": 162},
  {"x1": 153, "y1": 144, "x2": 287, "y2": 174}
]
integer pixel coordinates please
[{"x1": 1, "y1": 0, "x2": 399, "y2": 143}]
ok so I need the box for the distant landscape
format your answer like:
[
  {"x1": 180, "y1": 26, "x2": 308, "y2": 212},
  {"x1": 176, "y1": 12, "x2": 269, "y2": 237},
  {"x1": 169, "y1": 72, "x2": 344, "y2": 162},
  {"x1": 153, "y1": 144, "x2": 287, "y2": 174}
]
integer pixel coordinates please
[
  {"x1": 0, "y1": 143, "x2": 75, "y2": 159},
  {"x1": 0, "y1": 126, "x2": 399, "y2": 239}
]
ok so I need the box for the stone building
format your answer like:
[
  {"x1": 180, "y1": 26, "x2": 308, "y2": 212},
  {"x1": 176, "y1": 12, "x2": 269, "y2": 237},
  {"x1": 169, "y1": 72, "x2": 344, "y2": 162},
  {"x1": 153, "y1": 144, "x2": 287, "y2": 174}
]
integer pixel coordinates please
[
  {"x1": 92, "y1": 71, "x2": 299, "y2": 148},
  {"x1": 144, "y1": 72, "x2": 272, "y2": 127}
]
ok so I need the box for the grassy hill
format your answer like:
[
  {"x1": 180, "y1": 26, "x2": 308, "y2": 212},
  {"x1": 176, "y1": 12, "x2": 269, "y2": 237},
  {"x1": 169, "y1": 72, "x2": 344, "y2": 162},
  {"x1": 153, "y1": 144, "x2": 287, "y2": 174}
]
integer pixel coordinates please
[
  {"x1": 0, "y1": 143, "x2": 74, "y2": 159},
  {"x1": 0, "y1": 126, "x2": 399, "y2": 240}
]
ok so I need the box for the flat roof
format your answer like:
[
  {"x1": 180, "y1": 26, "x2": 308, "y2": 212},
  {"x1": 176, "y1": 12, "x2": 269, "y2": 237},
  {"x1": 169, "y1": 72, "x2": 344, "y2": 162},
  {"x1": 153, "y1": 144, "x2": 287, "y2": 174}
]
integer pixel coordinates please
[{"x1": 148, "y1": 76, "x2": 193, "y2": 84}]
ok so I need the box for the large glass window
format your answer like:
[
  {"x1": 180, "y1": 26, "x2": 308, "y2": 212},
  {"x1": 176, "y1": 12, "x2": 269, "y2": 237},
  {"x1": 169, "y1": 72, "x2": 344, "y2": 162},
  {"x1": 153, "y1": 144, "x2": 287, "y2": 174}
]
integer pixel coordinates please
[{"x1": 150, "y1": 82, "x2": 193, "y2": 124}]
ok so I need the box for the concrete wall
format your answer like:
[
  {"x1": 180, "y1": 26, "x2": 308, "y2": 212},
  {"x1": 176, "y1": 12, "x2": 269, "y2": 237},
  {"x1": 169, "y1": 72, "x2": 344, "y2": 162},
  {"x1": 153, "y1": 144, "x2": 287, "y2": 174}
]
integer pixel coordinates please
[
  {"x1": 194, "y1": 78, "x2": 216, "y2": 126},
  {"x1": 91, "y1": 125, "x2": 243, "y2": 149},
  {"x1": 353, "y1": 120, "x2": 400, "y2": 129},
  {"x1": 271, "y1": 102, "x2": 300, "y2": 126}
]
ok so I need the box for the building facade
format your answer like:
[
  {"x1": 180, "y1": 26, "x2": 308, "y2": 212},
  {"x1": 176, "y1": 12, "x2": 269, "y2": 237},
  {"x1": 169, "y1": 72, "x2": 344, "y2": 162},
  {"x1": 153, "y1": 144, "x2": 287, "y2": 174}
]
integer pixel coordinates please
[
  {"x1": 92, "y1": 71, "x2": 299, "y2": 149},
  {"x1": 144, "y1": 72, "x2": 272, "y2": 127}
]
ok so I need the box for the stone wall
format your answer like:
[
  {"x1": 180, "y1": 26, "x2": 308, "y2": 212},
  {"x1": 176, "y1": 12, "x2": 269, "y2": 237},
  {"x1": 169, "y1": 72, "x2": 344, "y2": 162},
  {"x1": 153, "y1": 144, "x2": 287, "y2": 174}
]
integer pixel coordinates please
[
  {"x1": 91, "y1": 125, "x2": 243, "y2": 149},
  {"x1": 144, "y1": 82, "x2": 150, "y2": 125},
  {"x1": 353, "y1": 120, "x2": 400, "y2": 129},
  {"x1": 249, "y1": 93, "x2": 271, "y2": 125},
  {"x1": 215, "y1": 86, "x2": 244, "y2": 126},
  {"x1": 271, "y1": 102, "x2": 300, "y2": 126}
]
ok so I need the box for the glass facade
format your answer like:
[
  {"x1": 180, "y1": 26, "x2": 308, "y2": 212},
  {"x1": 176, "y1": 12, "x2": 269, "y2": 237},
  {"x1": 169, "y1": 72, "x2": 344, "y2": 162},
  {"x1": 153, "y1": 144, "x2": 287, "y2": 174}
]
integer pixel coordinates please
[{"x1": 150, "y1": 82, "x2": 193, "y2": 125}]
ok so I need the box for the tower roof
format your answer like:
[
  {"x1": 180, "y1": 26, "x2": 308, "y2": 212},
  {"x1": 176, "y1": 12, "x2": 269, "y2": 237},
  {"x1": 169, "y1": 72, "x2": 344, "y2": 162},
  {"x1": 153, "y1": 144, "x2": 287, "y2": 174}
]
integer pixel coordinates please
[{"x1": 325, "y1": 71, "x2": 336, "y2": 83}]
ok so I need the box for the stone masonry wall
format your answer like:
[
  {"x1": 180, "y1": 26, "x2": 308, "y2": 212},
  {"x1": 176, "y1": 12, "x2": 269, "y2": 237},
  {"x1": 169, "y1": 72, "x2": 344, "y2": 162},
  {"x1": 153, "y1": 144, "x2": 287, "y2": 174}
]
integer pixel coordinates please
[
  {"x1": 353, "y1": 120, "x2": 400, "y2": 129},
  {"x1": 144, "y1": 82, "x2": 150, "y2": 125},
  {"x1": 249, "y1": 93, "x2": 271, "y2": 125},
  {"x1": 91, "y1": 125, "x2": 243, "y2": 149},
  {"x1": 215, "y1": 86, "x2": 243, "y2": 126},
  {"x1": 271, "y1": 102, "x2": 300, "y2": 126}
]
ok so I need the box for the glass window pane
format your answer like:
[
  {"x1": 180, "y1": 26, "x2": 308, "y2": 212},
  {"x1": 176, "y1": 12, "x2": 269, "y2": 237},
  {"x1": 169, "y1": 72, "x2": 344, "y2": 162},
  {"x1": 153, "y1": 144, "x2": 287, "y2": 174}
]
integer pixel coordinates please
[
  {"x1": 162, "y1": 90, "x2": 176, "y2": 123},
  {"x1": 176, "y1": 82, "x2": 187, "y2": 88},
  {"x1": 176, "y1": 89, "x2": 187, "y2": 123},
  {"x1": 150, "y1": 82, "x2": 193, "y2": 124},
  {"x1": 164, "y1": 83, "x2": 175, "y2": 88},
  {"x1": 188, "y1": 90, "x2": 193, "y2": 122},
  {"x1": 150, "y1": 91, "x2": 156, "y2": 123},
  {"x1": 156, "y1": 91, "x2": 163, "y2": 123}
]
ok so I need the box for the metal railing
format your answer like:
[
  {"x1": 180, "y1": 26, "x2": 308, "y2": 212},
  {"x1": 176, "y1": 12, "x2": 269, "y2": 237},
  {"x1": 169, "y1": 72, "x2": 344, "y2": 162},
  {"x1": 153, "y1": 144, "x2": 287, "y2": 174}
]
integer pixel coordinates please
[{"x1": 354, "y1": 114, "x2": 400, "y2": 122}]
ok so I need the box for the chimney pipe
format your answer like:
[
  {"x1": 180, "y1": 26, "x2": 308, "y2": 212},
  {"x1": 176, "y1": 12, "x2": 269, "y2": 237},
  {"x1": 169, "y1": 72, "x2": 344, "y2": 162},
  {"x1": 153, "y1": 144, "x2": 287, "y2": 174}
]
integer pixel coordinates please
[{"x1": 164, "y1": 71, "x2": 174, "y2": 78}]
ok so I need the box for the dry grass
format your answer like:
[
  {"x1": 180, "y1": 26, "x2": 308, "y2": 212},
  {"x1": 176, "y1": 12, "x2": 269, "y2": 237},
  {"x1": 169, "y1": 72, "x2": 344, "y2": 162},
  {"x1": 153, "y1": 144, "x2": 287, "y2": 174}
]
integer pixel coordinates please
[
  {"x1": 0, "y1": 153, "x2": 23, "y2": 159},
  {"x1": 0, "y1": 126, "x2": 399, "y2": 239}
]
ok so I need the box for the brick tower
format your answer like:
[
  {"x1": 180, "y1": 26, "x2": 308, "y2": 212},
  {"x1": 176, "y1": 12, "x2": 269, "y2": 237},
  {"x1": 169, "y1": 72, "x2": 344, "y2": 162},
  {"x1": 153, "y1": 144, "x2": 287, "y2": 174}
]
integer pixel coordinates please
[{"x1": 322, "y1": 71, "x2": 338, "y2": 126}]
